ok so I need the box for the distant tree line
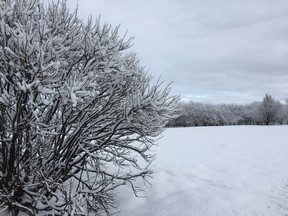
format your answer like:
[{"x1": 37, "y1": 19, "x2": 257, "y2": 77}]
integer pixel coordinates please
[{"x1": 167, "y1": 94, "x2": 288, "y2": 127}]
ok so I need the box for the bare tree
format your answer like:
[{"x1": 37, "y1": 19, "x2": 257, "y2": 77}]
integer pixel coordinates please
[
  {"x1": 0, "y1": 1, "x2": 178, "y2": 215},
  {"x1": 283, "y1": 99, "x2": 288, "y2": 124},
  {"x1": 258, "y1": 94, "x2": 281, "y2": 125}
]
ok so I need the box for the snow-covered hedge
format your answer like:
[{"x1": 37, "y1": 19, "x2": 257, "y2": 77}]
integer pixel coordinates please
[{"x1": 0, "y1": 1, "x2": 178, "y2": 215}]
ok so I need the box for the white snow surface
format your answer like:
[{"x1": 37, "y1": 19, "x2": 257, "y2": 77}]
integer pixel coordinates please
[{"x1": 116, "y1": 126, "x2": 288, "y2": 216}]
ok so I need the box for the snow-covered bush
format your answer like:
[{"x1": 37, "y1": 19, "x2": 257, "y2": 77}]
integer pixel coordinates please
[{"x1": 0, "y1": 1, "x2": 178, "y2": 215}]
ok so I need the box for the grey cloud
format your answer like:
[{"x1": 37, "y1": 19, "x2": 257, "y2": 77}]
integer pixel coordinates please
[{"x1": 67, "y1": 0, "x2": 288, "y2": 103}]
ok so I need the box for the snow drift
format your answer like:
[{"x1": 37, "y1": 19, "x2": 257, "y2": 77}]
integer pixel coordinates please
[{"x1": 117, "y1": 126, "x2": 288, "y2": 216}]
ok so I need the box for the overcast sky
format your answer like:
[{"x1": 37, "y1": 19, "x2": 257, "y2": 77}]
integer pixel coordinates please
[{"x1": 66, "y1": 0, "x2": 288, "y2": 104}]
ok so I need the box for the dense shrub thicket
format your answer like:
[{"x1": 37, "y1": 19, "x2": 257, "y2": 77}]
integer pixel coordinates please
[{"x1": 0, "y1": 0, "x2": 178, "y2": 215}]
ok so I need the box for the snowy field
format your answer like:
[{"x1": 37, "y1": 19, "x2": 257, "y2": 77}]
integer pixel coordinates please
[{"x1": 117, "y1": 126, "x2": 288, "y2": 216}]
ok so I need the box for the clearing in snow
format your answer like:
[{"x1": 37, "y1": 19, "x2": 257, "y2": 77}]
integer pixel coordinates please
[{"x1": 117, "y1": 126, "x2": 288, "y2": 216}]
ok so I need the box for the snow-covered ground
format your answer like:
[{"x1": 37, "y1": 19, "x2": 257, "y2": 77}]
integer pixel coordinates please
[{"x1": 117, "y1": 126, "x2": 288, "y2": 216}]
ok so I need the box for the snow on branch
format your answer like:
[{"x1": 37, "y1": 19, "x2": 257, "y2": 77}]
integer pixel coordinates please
[{"x1": 0, "y1": 0, "x2": 179, "y2": 215}]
